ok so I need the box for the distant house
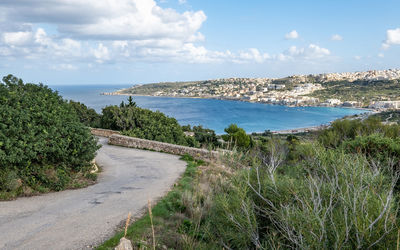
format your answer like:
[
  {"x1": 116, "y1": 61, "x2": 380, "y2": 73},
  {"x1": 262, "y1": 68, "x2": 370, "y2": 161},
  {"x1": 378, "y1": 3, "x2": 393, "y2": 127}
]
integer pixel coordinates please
[
  {"x1": 342, "y1": 101, "x2": 362, "y2": 107},
  {"x1": 184, "y1": 131, "x2": 195, "y2": 137},
  {"x1": 321, "y1": 98, "x2": 342, "y2": 107},
  {"x1": 267, "y1": 84, "x2": 286, "y2": 90},
  {"x1": 369, "y1": 101, "x2": 400, "y2": 109},
  {"x1": 242, "y1": 95, "x2": 258, "y2": 101}
]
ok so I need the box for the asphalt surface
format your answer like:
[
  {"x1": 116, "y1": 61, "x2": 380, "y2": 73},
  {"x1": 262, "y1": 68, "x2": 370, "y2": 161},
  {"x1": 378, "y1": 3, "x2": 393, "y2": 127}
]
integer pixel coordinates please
[{"x1": 0, "y1": 137, "x2": 186, "y2": 250}]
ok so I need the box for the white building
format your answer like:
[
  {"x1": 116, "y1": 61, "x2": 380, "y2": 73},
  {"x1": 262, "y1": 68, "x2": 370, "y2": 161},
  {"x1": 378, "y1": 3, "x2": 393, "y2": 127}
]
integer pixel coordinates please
[{"x1": 369, "y1": 101, "x2": 400, "y2": 109}]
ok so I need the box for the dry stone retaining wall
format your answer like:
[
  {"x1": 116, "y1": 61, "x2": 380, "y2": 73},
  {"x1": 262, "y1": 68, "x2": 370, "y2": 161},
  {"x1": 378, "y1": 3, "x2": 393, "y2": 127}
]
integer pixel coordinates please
[
  {"x1": 109, "y1": 134, "x2": 220, "y2": 161},
  {"x1": 91, "y1": 128, "x2": 121, "y2": 138}
]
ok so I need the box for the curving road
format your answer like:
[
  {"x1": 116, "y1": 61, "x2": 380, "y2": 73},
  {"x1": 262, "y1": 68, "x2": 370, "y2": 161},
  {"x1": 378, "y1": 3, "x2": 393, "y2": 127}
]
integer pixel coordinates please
[{"x1": 0, "y1": 137, "x2": 186, "y2": 250}]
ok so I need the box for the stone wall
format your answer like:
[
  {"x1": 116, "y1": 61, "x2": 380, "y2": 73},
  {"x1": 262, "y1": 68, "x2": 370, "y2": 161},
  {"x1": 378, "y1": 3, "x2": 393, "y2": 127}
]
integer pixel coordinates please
[
  {"x1": 91, "y1": 128, "x2": 121, "y2": 138},
  {"x1": 109, "y1": 134, "x2": 220, "y2": 161}
]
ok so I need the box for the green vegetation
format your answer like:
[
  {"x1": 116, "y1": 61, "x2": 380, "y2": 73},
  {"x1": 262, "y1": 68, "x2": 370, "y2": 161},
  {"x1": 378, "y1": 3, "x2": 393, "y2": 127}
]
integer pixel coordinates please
[
  {"x1": 96, "y1": 155, "x2": 207, "y2": 249},
  {"x1": 100, "y1": 103, "x2": 193, "y2": 146},
  {"x1": 0, "y1": 75, "x2": 100, "y2": 200},
  {"x1": 308, "y1": 79, "x2": 400, "y2": 106},
  {"x1": 68, "y1": 100, "x2": 101, "y2": 127},
  {"x1": 318, "y1": 116, "x2": 400, "y2": 148},
  {"x1": 100, "y1": 117, "x2": 400, "y2": 249},
  {"x1": 222, "y1": 124, "x2": 252, "y2": 149},
  {"x1": 371, "y1": 110, "x2": 400, "y2": 124},
  {"x1": 183, "y1": 125, "x2": 220, "y2": 149},
  {"x1": 118, "y1": 81, "x2": 201, "y2": 95},
  {"x1": 208, "y1": 146, "x2": 398, "y2": 249},
  {"x1": 4, "y1": 74, "x2": 400, "y2": 247},
  {"x1": 80, "y1": 97, "x2": 227, "y2": 149}
]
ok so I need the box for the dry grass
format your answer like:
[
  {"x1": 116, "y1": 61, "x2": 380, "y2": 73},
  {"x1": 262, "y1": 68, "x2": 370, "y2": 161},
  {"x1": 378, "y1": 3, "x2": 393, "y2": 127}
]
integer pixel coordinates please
[
  {"x1": 124, "y1": 212, "x2": 131, "y2": 237},
  {"x1": 148, "y1": 200, "x2": 156, "y2": 250}
]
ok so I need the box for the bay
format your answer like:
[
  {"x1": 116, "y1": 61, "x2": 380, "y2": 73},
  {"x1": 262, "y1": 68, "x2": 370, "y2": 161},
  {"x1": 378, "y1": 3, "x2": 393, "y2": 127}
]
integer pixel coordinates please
[{"x1": 51, "y1": 85, "x2": 367, "y2": 134}]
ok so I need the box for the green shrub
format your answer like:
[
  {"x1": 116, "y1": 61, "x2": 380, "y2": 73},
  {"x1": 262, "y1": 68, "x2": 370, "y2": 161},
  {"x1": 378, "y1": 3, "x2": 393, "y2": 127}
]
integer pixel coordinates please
[
  {"x1": 68, "y1": 100, "x2": 101, "y2": 128},
  {"x1": 100, "y1": 103, "x2": 190, "y2": 146},
  {"x1": 192, "y1": 125, "x2": 220, "y2": 148},
  {"x1": 0, "y1": 75, "x2": 100, "y2": 195},
  {"x1": 318, "y1": 117, "x2": 400, "y2": 148},
  {"x1": 207, "y1": 146, "x2": 399, "y2": 249},
  {"x1": 343, "y1": 134, "x2": 400, "y2": 163}
]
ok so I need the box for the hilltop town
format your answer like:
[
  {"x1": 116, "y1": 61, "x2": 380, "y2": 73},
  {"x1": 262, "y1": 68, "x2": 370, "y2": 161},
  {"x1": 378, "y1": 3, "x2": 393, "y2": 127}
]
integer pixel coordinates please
[{"x1": 110, "y1": 69, "x2": 400, "y2": 110}]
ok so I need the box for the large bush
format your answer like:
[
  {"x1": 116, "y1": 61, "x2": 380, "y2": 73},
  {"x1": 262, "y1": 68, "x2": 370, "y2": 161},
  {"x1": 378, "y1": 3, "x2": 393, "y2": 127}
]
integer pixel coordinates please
[
  {"x1": 100, "y1": 104, "x2": 190, "y2": 145},
  {"x1": 343, "y1": 134, "x2": 400, "y2": 163},
  {"x1": 318, "y1": 117, "x2": 400, "y2": 148},
  {"x1": 0, "y1": 75, "x2": 100, "y2": 196},
  {"x1": 68, "y1": 100, "x2": 101, "y2": 128},
  {"x1": 183, "y1": 125, "x2": 220, "y2": 148}
]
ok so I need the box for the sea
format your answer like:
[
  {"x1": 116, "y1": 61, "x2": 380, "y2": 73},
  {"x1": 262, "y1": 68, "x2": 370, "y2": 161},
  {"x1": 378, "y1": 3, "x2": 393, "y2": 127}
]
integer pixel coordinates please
[{"x1": 50, "y1": 84, "x2": 367, "y2": 134}]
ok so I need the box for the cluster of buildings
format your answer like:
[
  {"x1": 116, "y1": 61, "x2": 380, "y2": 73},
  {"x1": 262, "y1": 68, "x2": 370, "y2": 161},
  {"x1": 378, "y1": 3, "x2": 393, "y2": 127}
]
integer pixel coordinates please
[
  {"x1": 369, "y1": 101, "x2": 400, "y2": 109},
  {"x1": 124, "y1": 69, "x2": 400, "y2": 110},
  {"x1": 285, "y1": 69, "x2": 400, "y2": 84},
  {"x1": 311, "y1": 69, "x2": 400, "y2": 82},
  {"x1": 152, "y1": 79, "x2": 326, "y2": 107}
]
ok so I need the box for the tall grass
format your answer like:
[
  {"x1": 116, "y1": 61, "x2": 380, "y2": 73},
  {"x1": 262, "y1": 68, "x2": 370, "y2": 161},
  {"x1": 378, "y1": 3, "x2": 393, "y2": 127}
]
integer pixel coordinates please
[
  {"x1": 98, "y1": 136, "x2": 400, "y2": 249},
  {"x1": 207, "y1": 145, "x2": 400, "y2": 249}
]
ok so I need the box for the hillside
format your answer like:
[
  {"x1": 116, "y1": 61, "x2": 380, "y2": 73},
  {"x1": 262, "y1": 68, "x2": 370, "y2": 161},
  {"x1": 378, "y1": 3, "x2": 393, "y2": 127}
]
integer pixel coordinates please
[
  {"x1": 110, "y1": 69, "x2": 400, "y2": 108},
  {"x1": 116, "y1": 80, "x2": 202, "y2": 95}
]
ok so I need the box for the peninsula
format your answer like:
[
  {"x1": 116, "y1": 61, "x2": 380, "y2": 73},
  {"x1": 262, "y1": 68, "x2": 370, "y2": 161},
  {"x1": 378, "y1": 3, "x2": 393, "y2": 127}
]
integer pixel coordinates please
[{"x1": 105, "y1": 69, "x2": 400, "y2": 110}]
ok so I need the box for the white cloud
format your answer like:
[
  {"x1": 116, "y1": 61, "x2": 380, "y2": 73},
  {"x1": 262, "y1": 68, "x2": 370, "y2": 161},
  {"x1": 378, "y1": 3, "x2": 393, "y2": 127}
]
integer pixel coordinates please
[
  {"x1": 51, "y1": 64, "x2": 78, "y2": 71},
  {"x1": 0, "y1": 0, "x2": 210, "y2": 65},
  {"x1": 0, "y1": 0, "x2": 206, "y2": 42},
  {"x1": 91, "y1": 43, "x2": 110, "y2": 63},
  {"x1": 2, "y1": 31, "x2": 33, "y2": 46},
  {"x1": 354, "y1": 56, "x2": 361, "y2": 60},
  {"x1": 178, "y1": 0, "x2": 187, "y2": 4},
  {"x1": 331, "y1": 34, "x2": 343, "y2": 41},
  {"x1": 0, "y1": 0, "x2": 335, "y2": 68},
  {"x1": 237, "y1": 48, "x2": 270, "y2": 63},
  {"x1": 378, "y1": 53, "x2": 384, "y2": 58},
  {"x1": 285, "y1": 30, "x2": 299, "y2": 40},
  {"x1": 382, "y1": 28, "x2": 400, "y2": 49},
  {"x1": 285, "y1": 44, "x2": 330, "y2": 59}
]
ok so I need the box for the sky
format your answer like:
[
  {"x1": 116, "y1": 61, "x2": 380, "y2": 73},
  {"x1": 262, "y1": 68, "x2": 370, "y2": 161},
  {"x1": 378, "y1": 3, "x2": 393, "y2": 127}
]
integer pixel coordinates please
[{"x1": 0, "y1": 0, "x2": 400, "y2": 85}]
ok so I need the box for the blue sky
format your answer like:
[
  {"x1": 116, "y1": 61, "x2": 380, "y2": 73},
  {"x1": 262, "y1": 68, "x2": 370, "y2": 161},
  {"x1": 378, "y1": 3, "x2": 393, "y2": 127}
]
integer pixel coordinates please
[{"x1": 0, "y1": 0, "x2": 399, "y2": 85}]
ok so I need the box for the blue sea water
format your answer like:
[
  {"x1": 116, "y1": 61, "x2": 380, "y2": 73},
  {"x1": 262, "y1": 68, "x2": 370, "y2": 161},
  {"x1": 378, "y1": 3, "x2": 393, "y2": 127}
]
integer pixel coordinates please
[{"x1": 50, "y1": 85, "x2": 367, "y2": 134}]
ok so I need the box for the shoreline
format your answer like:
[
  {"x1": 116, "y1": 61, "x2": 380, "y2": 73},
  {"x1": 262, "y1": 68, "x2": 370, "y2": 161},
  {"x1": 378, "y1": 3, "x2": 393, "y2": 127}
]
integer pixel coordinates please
[
  {"x1": 271, "y1": 125, "x2": 328, "y2": 134},
  {"x1": 101, "y1": 92, "x2": 379, "y2": 135},
  {"x1": 102, "y1": 92, "x2": 376, "y2": 112},
  {"x1": 101, "y1": 92, "x2": 378, "y2": 135},
  {"x1": 271, "y1": 110, "x2": 379, "y2": 135}
]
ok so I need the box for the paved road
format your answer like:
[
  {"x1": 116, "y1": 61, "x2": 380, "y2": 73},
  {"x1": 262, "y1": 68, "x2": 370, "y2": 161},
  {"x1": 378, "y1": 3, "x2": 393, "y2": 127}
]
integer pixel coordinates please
[{"x1": 0, "y1": 137, "x2": 186, "y2": 250}]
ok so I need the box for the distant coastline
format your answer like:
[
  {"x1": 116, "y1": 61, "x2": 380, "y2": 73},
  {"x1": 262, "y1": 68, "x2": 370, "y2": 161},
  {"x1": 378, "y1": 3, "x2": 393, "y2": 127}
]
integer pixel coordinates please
[
  {"x1": 102, "y1": 68, "x2": 400, "y2": 112},
  {"x1": 100, "y1": 91, "x2": 375, "y2": 135},
  {"x1": 101, "y1": 92, "x2": 376, "y2": 111},
  {"x1": 50, "y1": 85, "x2": 370, "y2": 135},
  {"x1": 271, "y1": 111, "x2": 377, "y2": 135}
]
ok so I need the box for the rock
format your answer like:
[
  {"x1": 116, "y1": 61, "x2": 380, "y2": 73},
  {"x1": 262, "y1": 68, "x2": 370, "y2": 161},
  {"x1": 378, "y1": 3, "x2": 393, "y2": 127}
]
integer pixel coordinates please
[
  {"x1": 90, "y1": 159, "x2": 99, "y2": 174},
  {"x1": 115, "y1": 237, "x2": 133, "y2": 250}
]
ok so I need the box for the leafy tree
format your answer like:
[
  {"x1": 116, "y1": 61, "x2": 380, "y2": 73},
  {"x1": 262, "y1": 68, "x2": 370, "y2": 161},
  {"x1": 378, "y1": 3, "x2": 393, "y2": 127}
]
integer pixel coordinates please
[
  {"x1": 222, "y1": 124, "x2": 251, "y2": 149},
  {"x1": 100, "y1": 105, "x2": 121, "y2": 130},
  {"x1": 182, "y1": 124, "x2": 191, "y2": 132},
  {"x1": 192, "y1": 125, "x2": 220, "y2": 148}
]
